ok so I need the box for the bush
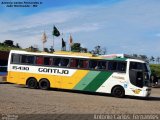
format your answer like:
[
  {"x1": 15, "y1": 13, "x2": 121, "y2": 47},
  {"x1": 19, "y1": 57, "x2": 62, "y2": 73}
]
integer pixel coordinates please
[{"x1": 150, "y1": 64, "x2": 160, "y2": 77}]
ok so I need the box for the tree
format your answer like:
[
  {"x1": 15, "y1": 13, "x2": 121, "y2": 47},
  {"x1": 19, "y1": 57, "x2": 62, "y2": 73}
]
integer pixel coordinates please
[
  {"x1": 81, "y1": 47, "x2": 88, "y2": 53},
  {"x1": 132, "y1": 54, "x2": 138, "y2": 57},
  {"x1": 71, "y1": 43, "x2": 81, "y2": 52},
  {"x1": 91, "y1": 45, "x2": 107, "y2": 55},
  {"x1": 25, "y1": 46, "x2": 39, "y2": 52},
  {"x1": 101, "y1": 47, "x2": 107, "y2": 55},
  {"x1": 44, "y1": 48, "x2": 49, "y2": 52},
  {"x1": 150, "y1": 56, "x2": 155, "y2": 64},
  {"x1": 50, "y1": 46, "x2": 54, "y2": 53},
  {"x1": 16, "y1": 43, "x2": 21, "y2": 48},
  {"x1": 139, "y1": 55, "x2": 148, "y2": 62},
  {"x1": 156, "y1": 57, "x2": 160, "y2": 64},
  {"x1": 4, "y1": 40, "x2": 13, "y2": 46}
]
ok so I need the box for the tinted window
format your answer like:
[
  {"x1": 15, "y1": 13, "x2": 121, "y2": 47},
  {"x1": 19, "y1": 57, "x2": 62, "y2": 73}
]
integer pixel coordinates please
[
  {"x1": 130, "y1": 62, "x2": 143, "y2": 70},
  {"x1": 78, "y1": 59, "x2": 88, "y2": 69},
  {"x1": 144, "y1": 63, "x2": 149, "y2": 72},
  {"x1": 11, "y1": 54, "x2": 20, "y2": 64},
  {"x1": 70, "y1": 59, "x2": 88, "y2": 69},
  {"x1": 89, "y1": 60, "x2": 106, "y2": 70},
  {"x1": 36, "y1": 56, "x2": 44, "y2": 65},
  {"x1": 70, "y1": 58, "x2": 79, "y2": 68},
  {"x1": 21, "y1": 55, "x2": 34, "y2": 64},
  {"x1": 107, "y1": 61, "x2": 126, "y2": 72},
  {"x1": 60, "y1": 58, "x2": 69, "y2": 67},
  {"x1": 52, "y1": 57, "x2": 69, "y2": 67},
  {"x1": 108, "y1": 61, "x2": 117, "y2": 70},
  {"x1": 97, "y1": 61, "x2": 106, "y2": 70},
  {"x1": 53, "y1": 58, "x2": 61, "y2": 66},
  {"x1": 117, "y1": 62, "x2": 126, "y2": 72},
  {"x1": 89, "y1": 60, "x2": 98, "y2": 69},
  {"x1": 44, "y1": 57, "x2": 52, "y2": 65}
]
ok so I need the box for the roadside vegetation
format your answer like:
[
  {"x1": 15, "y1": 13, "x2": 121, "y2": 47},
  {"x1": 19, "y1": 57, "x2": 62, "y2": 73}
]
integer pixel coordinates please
[
  {"x1": 0, "y1": 40, "x2": 22, "y2": 51},
  {"x1": 0, "y1": 45, "x2": 22, "y2": 51},
  {"x1": 0, "y1": 40, "x2": 38, "y2": 52},
  {"x1": 150, "y1": 64, "x2": 160, "y2": 77}
]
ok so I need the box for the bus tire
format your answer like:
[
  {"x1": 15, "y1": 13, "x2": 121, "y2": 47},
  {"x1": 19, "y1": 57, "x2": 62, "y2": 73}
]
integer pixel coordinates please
[
  {"x1": 39, "y1": 78, "x2": 50, "y2": 90},
  {"x1": 111, "y1": 86, "x2": 125, "y2": 98},
  {"x1": 26, "y1": 78, "x2": 38, "y2": 89}
]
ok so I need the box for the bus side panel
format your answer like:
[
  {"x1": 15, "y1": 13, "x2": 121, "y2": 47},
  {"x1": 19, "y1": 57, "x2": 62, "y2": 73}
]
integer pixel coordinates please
[
  {"x1": 96, "y1": 72, "x2": 126, "y2": 93},
  {"x1": 6, "y1": 70, "x2": 89, "y2": 90},
  {"x1": 7, "y1": 71, "x2": 61, "y2": 87},
  {"x1": 60, "y1": 70, "x2": 89, "y2": 89},
  {"x1": 37, "y1": 69, "x2": 89, "y2": 89},
  {"x1": 73, "y1": 71, "x2": 101, "y2": 90},
  {"x1": 83, "y1": 71, "x2": 113, "y2": 92},
  {"x1": 7, "y1": 71, "x2": 20, "y2": 84}
]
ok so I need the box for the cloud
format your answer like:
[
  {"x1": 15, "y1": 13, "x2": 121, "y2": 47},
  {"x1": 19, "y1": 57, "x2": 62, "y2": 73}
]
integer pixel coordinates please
[
  {"x1": 64, "y1": 23, "x2": 101, "y2": 33},
  {"x1": 0, "y1": 5, "x2": 104, "y2": 49},
  {"x1": 0, "y1": 0, "x2": 160, "y2": 56},
  {"x1": 1, "y1": 10, "x2": 79, "y2": 32}
]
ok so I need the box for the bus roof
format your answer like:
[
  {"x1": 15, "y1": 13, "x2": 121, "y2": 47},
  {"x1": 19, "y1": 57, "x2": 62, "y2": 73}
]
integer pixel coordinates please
[
  {"x1": 54, "y1": 51, "x2": 95, "y2": 57},
  {"x1": 10, "y1": 50, "x2": 93, "y2": 59},
  {"x1": 100, "y1": 54, "x2": 146, "y2": 62},
  {"x1": 9, "y1": 50, "x2": 145, "y2": 62}
]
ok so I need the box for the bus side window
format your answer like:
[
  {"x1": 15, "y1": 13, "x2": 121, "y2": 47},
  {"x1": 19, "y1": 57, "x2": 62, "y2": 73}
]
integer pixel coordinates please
[
  {"x1": 44, "y1": 57, "x2": 52, "y2": 65},
  {"x1": 98, "y1": 61, "x2": 106, "y2": 70},
  {"x1": 108, "y1": 61, "x2": 117, "y2": 71},
  {"x1": 60, "y1": 58, "x2": 70, "y2": 67},
  {"x1": 78, "y1": 59, "x2": 88, "y2": 69},
  {"x1": 117, "y1": 62, "x2": 126, "y2": 72},
  {"x1": 70, "y1": 58, "x2": 79, "y2": 68},
  {"x1": 11, "y1": 54, "x2": 20, "y2": 64},
  {"x1": 89, "y1": 60, "x2": 97, "y2": 69},
  {"x1": 36, "y1": 56, "x2": 44, "y2": 65},
  {"x1": 21, "y1": 55, "x2": 34, "y2": 64},
  {"x1": 53, "y1": 58, "x2": 61, "y2": 66}
]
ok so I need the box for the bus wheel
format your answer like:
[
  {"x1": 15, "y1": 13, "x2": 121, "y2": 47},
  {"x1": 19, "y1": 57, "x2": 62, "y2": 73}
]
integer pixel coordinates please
[
  {"x1": 111, "y1": 86, "x2": 125, "y2": 98},
  {"x1": 39, "y1": 78, "x2": 50, "y2": 90},
  {"x1": 26, "y1": 78, "x2": 38, "y2": 89}
]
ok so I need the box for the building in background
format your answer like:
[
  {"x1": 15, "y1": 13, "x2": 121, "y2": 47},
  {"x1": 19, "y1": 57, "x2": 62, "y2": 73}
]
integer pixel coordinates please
[{"x1": 0, "y1": 51, "x2": 9, "y2": 76}]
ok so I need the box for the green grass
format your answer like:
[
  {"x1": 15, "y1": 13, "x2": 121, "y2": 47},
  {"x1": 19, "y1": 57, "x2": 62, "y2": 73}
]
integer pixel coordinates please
[
  {"x1": 0, "y1": 45, "x2": 22, "y2": 51},
  {"x1": 150, "y1": 64, "x2": 160, "y2": 77}
]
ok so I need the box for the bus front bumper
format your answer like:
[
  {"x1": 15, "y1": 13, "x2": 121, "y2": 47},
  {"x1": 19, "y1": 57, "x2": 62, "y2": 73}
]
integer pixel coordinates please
[{"x1": 144, "y1": 88, "x2": 152, "y2": 97}]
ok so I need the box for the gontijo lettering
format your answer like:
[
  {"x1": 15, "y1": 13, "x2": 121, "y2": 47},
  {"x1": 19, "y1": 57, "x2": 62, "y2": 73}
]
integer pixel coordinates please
[{"x1": 38, "y1": 68, "x2": 69, "y2": 74}]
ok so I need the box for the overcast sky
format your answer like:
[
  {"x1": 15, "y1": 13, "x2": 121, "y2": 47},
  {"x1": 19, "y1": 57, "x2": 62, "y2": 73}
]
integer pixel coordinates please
[{"x1": 0, "y1": 0, "x2": 160, "y2": 57}]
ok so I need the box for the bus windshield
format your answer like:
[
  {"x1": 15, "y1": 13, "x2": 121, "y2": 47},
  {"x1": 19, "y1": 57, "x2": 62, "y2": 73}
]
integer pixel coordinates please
[
  {"x1": 129, "y1": 62, "x2": 150, "y2": 88},
  {"x1": 144, "y1": 63, "x2": 151, "y2": 73},
  {"x1": 129, "y1": 62, "x2": 149, "y2": 72}
]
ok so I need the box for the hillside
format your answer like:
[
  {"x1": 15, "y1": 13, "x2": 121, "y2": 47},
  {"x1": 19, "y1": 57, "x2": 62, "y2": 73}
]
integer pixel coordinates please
[{"x1": 0, "y1": 45, "x2": 22, "y2": 51}]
